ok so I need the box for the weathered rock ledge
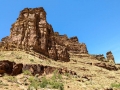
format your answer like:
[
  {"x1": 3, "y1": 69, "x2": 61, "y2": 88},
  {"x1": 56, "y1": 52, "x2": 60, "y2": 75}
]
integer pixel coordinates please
[{"x1": 0, "y1": 60, "x2": 77, "y2": 76}]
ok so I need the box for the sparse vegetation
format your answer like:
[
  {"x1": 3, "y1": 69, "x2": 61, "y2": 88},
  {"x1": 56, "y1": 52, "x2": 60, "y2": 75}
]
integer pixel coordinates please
[
  {"x1": 28, "y1": 76, "x2": 40, "y2": 89},
  {"x1": 0, "y1": 80, "x2": 8, "y2": 86},
  {"x1": 10, "y1": 52, "x2": 14, "y2": 55},
  {"x1": 0, "y1": 51, "x2": 120, "y2": 90},
  {"x1": 6, "y1": 76, "x2": 17, "y2": 83},
  {"x1": 30, "y1": 58, "x2": 34, "y2": 62},
  {"x1": 39, "y1": 76, "x2": 48, "y2": 88},
  {"x1": 49, "y1": 71, "x2": 63, "y2": 89},
  {"x1": 28, "y1": 70, "x2": 64, "y2": 90},
  {"x1": 23, "y1": 70, "x2": 32, "y2": 75},
  {"x1": 111, "y1": 83, "x2": 120, "y2": 88},
  {"x1": 16, "y1": 56, "x2": 22, "y2": 59},
  {"x1": 64, "y1": 72, "x2": 71, "y2": 78}
]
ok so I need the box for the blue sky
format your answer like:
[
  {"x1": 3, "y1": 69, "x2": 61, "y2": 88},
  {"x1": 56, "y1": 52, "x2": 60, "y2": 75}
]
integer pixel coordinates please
[{"x1": 0, "y1": 0, "x2": 120, "y2": 63}]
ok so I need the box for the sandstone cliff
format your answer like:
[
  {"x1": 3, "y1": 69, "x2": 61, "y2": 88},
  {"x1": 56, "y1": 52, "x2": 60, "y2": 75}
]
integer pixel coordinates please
[{"x1": 0, "y1": 7, "x2": 88, "y2": 62}]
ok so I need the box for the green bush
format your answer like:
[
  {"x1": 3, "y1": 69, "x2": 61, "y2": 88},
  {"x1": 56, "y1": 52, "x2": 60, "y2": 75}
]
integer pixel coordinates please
[
  {"x1": 40, "y1": 77, "x2": 48, "y2": 88},
  {"x1": 51, "y1": 70, "x2": 62, "y2": 82},
  {"x1": 49, "y1": 80, "x2": 64, "y2": 90},
  {"x1": 30, "y1": 59, "x2": 34, "y2": 62},
  {"x1": 49, "y1": 70, "x2": 64, "y2": 90},
  {"x1": 23, "y1": 70, "x2": 32, "y2": 75},
  {"x1": 39, "y1": 74, "x2": 64, "y2": 89},
  {"x1": 16, "y1": 56, "x2": 22, "y2": 59},
  {"x1": 111, "y1": 83, "x2": 120, "y2": 88},
  {"x1": 28, "y1": 76, "x2": 40, "y2": 89}
]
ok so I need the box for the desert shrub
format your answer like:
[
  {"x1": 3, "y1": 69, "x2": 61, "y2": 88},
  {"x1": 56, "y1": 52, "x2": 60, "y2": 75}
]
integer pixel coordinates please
[
  {"x1": 28, "y1": 76, "x2": 40, "y2": 89},
  {"x1": 23, "y1": 70, "x2": 32, "y2": 75},
  {"x1": 29, "y1": 76, "x2": 38, "y2": 82},
  {"x1": 40, "y1": 76, "x2": 48, "y2": 88},
  {"x1": 11, "y1": 52, "x2": 14, "y2": 55},
  {"x1": 30, "y1": 59, "x2": 34, "y2": 62},
  {"x1": 64, "y1": 72, "x2": 71, "y2": 78},
  {"x1": 7, "y1": 76, "x2": 17, "y2": 83},
  {"x1": 111, "y1": 83, "x2": 120, "y2": 88},
  {"x1": 52, "y1": 70, "x2": 62, "y2": 81},
  {"x1": 16, "y1": 56, "x2": 22, "y2": 59},
  {"x1": 49, "y1": 70, "x2": 64, "y2": 90},
  {"x1": 49, "y1": 80, "x2": 64, "y2": 90}
]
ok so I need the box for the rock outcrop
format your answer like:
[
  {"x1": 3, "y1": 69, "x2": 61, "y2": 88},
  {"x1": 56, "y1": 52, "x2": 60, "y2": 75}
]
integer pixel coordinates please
[
  {"x1": 91, "y1": 54, "x2": 106, "y2": 61},
  {"x1": 0, "y1": 60, "x2": 76, "y2": 76},
  {"x1": 106, "y1": 51, "x2": 115, "y2": 63},
  {"x1": 11, "y1": 63, "x2": 23, "y2": 75},
  {"x1": 90, "y1": 51, "x2": 115, "y2": 64},
  {"x1": 54, "y1": 33, "x2": 88, "y2": 54},
  {"x1": 94, "y1": 62, "x2": 118, "y2": 71},
  {"x1": 0, "y1": 60, "x2": 23, "y2": 75},
  {"x1": 0, "y1": 7, "x2": 88, "y2": 62},
  {"x1": 23, "y1": 64, "x2": 77, "y2": 76}
]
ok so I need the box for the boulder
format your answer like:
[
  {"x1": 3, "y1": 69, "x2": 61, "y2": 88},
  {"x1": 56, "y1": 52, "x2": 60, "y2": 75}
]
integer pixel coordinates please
[
  {"x1": 0, "y1": 60, "x2": 15, "y2": 74},
  {"x1": 0, "y1": 60, "x2": 23, "y2": 75},
  {"x1": 11, "y1": 63, "x2": 23, "y2": 75}
]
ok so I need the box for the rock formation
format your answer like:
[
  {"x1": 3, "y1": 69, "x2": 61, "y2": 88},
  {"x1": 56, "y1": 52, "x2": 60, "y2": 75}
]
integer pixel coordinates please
[
  {"x1": 23, "y1": 64, "x2": 77, "y2": 76},
  {"x1": 90, "y1": 51, "x2": 115, "y2": 64},
  {"x1": 94, "y1": 62, "x2": 118, "y2": 71},
  {"x1": 0, "y1": 60, "x2": 23, "y2": 75},
  {"x1": 0, "y1": 60, "x2": 76, "y2": 76},
  {"x1": 91, "y1": 54, "x2": 106, "y2": 61},
  {"x1": 106, "y1": 51, "x2": 115, "y2": 63},
  {"x1": 0, "y1": 7, "x2": 88, "y2": 62},
  {"x1": 54, "y1": 33, "x2": 88, "y2": 54}
]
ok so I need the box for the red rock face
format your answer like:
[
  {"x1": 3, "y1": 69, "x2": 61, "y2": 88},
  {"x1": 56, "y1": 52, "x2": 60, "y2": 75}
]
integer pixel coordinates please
[
  {"x1": 0, "y1": 60, "x2": 77, "y2": 76},
  {"x1": 0, "y1": 7, "x2": 88, "y2": 61},
  {"x1": 0, "y1": 60, "x2": 23, "y2": 75},
  {"x1": 0, "y1": 60, "x2": 15, "y2": 75},
  {"x1": 11, "y1": 63, "x2": 23, "y2": 76},
  {"x1": 54, "y1": 33, "x2": 88, "y2": 54},
  {"x1": 22, "y1": 64, "x2": 77, "y2": 76}
]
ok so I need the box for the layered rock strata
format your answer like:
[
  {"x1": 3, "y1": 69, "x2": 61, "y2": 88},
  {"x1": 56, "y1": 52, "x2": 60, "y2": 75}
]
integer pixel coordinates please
[{"x1": 0, "y1": 7, "x2": 88, "y2": 61}]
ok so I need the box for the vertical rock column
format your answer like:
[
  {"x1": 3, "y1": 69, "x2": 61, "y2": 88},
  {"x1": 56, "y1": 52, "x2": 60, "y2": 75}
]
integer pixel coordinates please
[
  {"x1": 106, "y1": 51, "x2": 115, "y2": 63},
  {"x1": 38, "y1": 11, "x2": 49, "y2": 55}
]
